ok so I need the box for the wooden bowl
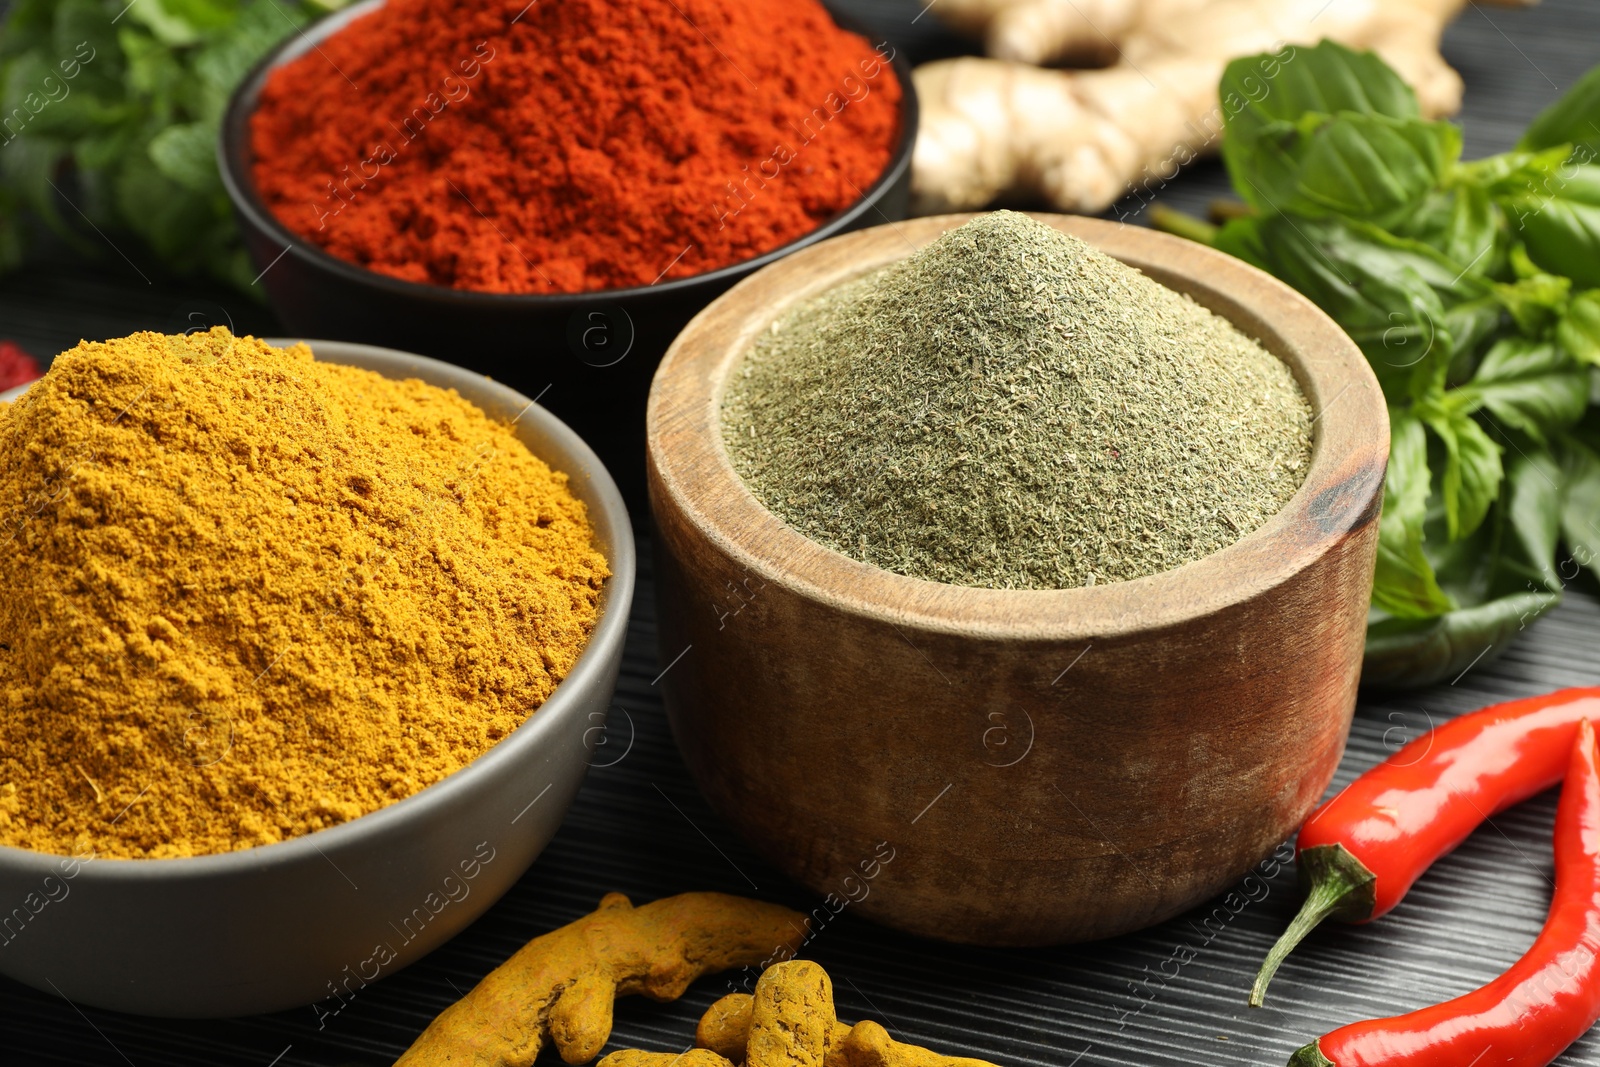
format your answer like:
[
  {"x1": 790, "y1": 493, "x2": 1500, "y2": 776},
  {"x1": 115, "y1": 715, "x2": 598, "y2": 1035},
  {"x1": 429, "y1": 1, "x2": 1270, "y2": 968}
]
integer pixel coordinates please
[{"x1": 646, "y1": 213, "x2": 1387, "y2": 946}]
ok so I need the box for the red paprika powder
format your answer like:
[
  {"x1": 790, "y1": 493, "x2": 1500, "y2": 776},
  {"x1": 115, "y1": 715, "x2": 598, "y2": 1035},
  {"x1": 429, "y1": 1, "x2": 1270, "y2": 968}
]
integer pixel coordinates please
[
  {"x1": 249, "y1": 0, "x2": 902, "y2": 295},
  {"x1": 0, "y1": 341, "x2": 40, "y2": 391}
]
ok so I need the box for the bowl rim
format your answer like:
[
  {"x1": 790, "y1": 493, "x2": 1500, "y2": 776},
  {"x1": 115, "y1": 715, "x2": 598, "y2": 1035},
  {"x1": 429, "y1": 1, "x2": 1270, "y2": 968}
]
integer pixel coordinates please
[
  {"x1": 647, "y1": 212, "x2": 1389, "y2": 642},
  {"x1": 0, "y1": 339, "x2": 637, "y2": 873},
  {"x1": 216, "y1": 0, "x2": 919, "y2": 305}
]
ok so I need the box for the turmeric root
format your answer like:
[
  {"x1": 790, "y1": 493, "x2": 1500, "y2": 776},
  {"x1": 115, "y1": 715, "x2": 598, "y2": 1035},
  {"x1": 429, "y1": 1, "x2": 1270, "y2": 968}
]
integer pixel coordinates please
[
  {"x1": 911, "y1": 0, "x2": 1534, "y2": 215},
  {"x1": 832, "y1": 1022, "x2": 997, "y2": 1067},
  {"x1": 600, "y1": 1053, "x2": 737, "y2": 1067},
  {"x1": 394, "y1": 892, "x2": 807, "y2": 1067},
  {"x1": 692, "y1": 962, "x2": 999, "y2": 1067},
  {"x1": 747, "y1": 961, "x2": 846, "y2": 1067},
  {"x1": 696, "y1": 994, "x2": 757, "y2": 1062}
]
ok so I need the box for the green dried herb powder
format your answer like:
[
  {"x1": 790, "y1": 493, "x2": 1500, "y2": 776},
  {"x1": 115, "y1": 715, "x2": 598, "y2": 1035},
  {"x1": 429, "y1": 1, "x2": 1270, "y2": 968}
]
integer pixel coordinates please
[{"x1": 721, "y1": 212, "x2": 1314, "y2": 589}]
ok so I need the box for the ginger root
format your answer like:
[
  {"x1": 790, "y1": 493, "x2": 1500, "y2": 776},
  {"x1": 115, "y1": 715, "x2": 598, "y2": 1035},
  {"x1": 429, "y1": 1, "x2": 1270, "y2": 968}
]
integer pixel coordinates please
[
  {"x1": 933, "y1": 0, "x2": 1179, "y2": 66},
  {"x1": 912, "y1": 0, "x2": 1534, "y2": 215},
  {"x1": 689, "y1": 962, "x2": 997, "y2": 1067},
  {"x1": 395, "y1": 892, "x2": 807, "y2": 1067}
]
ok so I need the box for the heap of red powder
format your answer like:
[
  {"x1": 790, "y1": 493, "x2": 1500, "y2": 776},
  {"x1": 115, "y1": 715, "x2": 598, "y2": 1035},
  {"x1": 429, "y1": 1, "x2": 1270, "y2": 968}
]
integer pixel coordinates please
[
  {"x1": 249, "y1": 0, "x2": 902, "y2": 294},
  {"x1": 0, "y1": 342, "x2": 40, "y2": 391}
]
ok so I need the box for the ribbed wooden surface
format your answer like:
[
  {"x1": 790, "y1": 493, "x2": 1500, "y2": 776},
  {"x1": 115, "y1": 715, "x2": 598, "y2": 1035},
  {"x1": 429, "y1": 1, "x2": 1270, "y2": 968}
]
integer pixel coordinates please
[{"x1": 2, "y1": 1, "x2": 1598, "y2": 1064}]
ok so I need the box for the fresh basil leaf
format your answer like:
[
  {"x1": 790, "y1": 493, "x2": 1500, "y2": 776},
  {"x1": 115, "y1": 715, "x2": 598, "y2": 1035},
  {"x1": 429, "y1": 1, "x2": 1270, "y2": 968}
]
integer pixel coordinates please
[
  {"x1": 147, "y1": 121, "x2": 218, "y2": 193},
  {"x1": 1334, "y1": 219, "x2": 1490, "y2": 304},
  {"x1": 2, "y1": 47, "x2": 43, "y2": 102},
  {"x1": 114, "y1": 152, "x2": 216, "y2": 268},
  {"x1": 54, "y1": 0, "x2": 125, "y2": 94},
  {"x1": 161, "y1": 0, "x2": 240, "y2": 32},
  {"x1": 1501, "y1": 164, "x2": 1600, "y2": 287},
  {"x1": 1443, "y1": 297, "x2": 1507, "y2": 385},
  {"x1": 1221, "y1": 40, "x2": 1419, "y2": 211},
  {"x1": 1231, "y1": 215, "x2": 1490, "y2": 403},
  {"x1": 2, "y1": 0, "x2": 56, "y2": 55},
  {"x1": 1509, "y1": 242, "x2": 1544, "y2": 280},
  {"x1": 1202, "y1": 44, "x2": 1596, "y2": 689},
  {"x1": 1289, "y1": 113, "x2": 1460, "y2": 224},
  {"x1": 1494, "y1": 270, "x2": 1572, "y2": 334},
  {"x1": 1562, "y1": 437, "x2": 1600, "y2": 582},
  {"x1": 1375, "y1": 284, "x2": 1455, "y2": 405},
  {"x1": 2, "y1": 52, "x2": 131, "y2": 140},
  {"x1": 1363, "y1": 590, "x2": 1561, "y2": 688},
  {"x1": 1223, "y1": 39, "x2": 1419, "y2": 134},
  {"x1": 1373, "y1": 412, "x2": 1455, "y2": 618},
  {"x1": 1422, "y1": 486, "x2": 1496, "y2": 607},
  {"x1": 1520, "y1": 63, "x2": 1600, "y2": 161},
  {"x1": 1560, "y1": 290, "x2": 1600, "y2": 366},
  {"x1": 1211, "y1": 214, "x2": 1270, "y2": 270},
  {"x1": 0, "y1": 0, "x2": 313, "y2": 286},
  {"x1": 1577, "y1": 404, "x2": 1600, "y2": 451},
  {"x1": 1457, "y1": 338, "x2": 1589, "y2": 445},
  {"x1": 118, "y1": 26, "x2": 185, "y2": 104},
  {"x1": 1504, "y1": 451, "x2": 1564, "y2": 591},
  {"x1": 1459, "y1": 146, "x2": 1575, "y2": 196},
  {"x1": 1221, "y1": 110, "x2": 1455, "y2": 222},
  {"x1": 0, "y1": 134, "x2": 71, "y2": 238},
  {"x1": 1418, "y1": 400, "x2": 1504, "y2": 540},
  {"x1": 1223, "y1": 113, "x2": 1319, "y2": 215},
  {"x1": 73, "y1": 123, "x2": 140, "y2": 172},
  {"x1": 1, "y1": 51, "x2": 52, "y2": 117},
  {"x1": 127, "y1": 0, "x2": 202, "y2": 47},
  {"x1": 1396, "y1": 184, "x2": 1502, "y2": 273},
  {"x1": 1376, "y1": 449, "x2": 1565, "y2": 688},
  {"x1": 192, "y1": 0, "x2": 305, "y2": 126}
]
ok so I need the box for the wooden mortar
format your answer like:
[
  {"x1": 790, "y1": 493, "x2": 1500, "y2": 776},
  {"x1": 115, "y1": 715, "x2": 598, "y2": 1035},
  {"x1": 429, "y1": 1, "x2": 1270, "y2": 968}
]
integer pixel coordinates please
[{"x1": 645, "y1": 213, "x2": 1387, "y2": 946}]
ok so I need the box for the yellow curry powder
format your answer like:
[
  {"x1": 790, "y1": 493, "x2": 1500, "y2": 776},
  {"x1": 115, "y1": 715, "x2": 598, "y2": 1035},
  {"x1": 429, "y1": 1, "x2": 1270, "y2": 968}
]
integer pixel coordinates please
[{"x1": 0, "y1": 329, "x2": 609, "y2": 859}]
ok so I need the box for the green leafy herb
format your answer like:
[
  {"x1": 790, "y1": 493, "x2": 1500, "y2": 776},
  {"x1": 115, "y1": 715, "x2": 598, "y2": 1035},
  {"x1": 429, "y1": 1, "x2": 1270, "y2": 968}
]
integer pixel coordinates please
[
  {"x1": 1562, "y1": 434, "x2": 1600, "y2": 581},
  {"x1": 1372, "y1": 412, "x2": 1454, "y2": 618},
  {"x1": 1559, "y1": 290, "x2": 1600, "y2": 365},
  {"x1": 1519, "y1": 63, "x2": 1600, "y2": 160},
  {"x1": 1504, "y1": 166, "x2": 1600, "y2": 288},
  {"x1": 1160, "y1": 40, "x2": 1600, "y2": 686},
  {"x1": 1416, "y1": 395, "x2": 1503, "y2": 541},
  {"x1": 0, "y1": 0, "x2": 342, "y2": 288}
]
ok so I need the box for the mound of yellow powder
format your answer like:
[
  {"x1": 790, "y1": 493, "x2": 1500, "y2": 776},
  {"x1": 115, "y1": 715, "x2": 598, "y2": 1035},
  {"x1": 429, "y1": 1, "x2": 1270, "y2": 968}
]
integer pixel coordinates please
[{"x1": 0, "y1": 329, "x2": 608, "y2": 858}]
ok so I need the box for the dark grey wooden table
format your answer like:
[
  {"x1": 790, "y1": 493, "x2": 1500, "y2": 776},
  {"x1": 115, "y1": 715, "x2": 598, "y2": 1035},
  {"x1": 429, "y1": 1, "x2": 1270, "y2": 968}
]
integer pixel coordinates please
[{"x1": 2, "y1": 2, "x2": 1598, "y2": 1064}]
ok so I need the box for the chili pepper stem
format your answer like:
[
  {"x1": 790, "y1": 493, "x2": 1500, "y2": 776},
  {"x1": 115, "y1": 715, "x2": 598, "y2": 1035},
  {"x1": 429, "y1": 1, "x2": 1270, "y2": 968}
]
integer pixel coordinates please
[
  {"x1": 1250, "y1": 844, "x2": 1377, "y2": 1007},
  {"x1": 1288, "y1": 1041, "x2": 1335, "y2": 1067}
]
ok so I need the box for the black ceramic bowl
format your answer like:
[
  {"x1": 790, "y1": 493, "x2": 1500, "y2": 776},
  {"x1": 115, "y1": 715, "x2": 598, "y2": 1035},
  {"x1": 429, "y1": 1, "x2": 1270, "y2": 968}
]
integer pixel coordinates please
[{"x1": 218, "y1": 0, "x2": 917, "y2": 503}]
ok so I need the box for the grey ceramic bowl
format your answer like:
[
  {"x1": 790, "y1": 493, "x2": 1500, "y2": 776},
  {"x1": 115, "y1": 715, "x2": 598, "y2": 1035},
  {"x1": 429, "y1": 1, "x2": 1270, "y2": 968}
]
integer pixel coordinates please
[{"x1": 0, "y1": 340, "x2": 635, "y2": 1017}]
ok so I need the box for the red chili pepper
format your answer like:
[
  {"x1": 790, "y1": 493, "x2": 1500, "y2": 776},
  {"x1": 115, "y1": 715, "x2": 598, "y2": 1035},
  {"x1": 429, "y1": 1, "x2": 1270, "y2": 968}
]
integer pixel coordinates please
[
  {"x1": 1253, "y1": 686, "x2": 1600, "y2": 1005},
  {"x1": 1290, "y1": 718, "x2": 1600, "y2": 1067}
]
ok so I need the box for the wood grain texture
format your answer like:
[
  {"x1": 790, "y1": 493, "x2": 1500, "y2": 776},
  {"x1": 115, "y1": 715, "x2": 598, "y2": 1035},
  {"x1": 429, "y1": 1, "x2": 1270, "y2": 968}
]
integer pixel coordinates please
[{"x1": 646, "y1": 214, "x2": 1388, "y2": 944}]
